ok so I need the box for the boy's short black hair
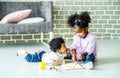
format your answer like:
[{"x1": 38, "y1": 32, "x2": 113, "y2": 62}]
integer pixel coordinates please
[
  {"x1": 49, "y1": 38, "x2": 65, "y2": 52},
  {"x1": 67, "y1": 11, "x2": 91, "y2": 28}
]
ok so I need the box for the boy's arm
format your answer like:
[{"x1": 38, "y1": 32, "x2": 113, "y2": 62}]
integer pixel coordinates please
[{"x1": 52, "y1": 60, "x2": 66, "y2": 66}]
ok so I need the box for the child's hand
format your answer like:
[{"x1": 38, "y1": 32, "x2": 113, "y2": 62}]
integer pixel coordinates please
[
  {"x1": 66, "y1": 48, "x2": 70, "y2": 52},
  {"x1": 62, "y1": 60, "x2": 66, "y2": 64},
  {"x1": 66, "y1": 48, "x2": 71, "y2": 57},
  {"x1": 52, "y1": 60, "x2": 57, "y2": 65},
  {"x1": 79, "y1": 54, "x2": 83, "y2": 60},
  {"x1": 72, "y1": 55, "x2": 77, "y2": 62},
  {"x1": 52, "y1": 60, "x2": 63, "y2": 66},
  {"x1": 79, "y1": 52, "x2": 88, "y2": 60}
]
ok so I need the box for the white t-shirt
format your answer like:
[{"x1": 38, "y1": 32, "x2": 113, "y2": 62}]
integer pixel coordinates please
[{"x1": 42, "y1": 51, "x2": 66, "y2": 64}]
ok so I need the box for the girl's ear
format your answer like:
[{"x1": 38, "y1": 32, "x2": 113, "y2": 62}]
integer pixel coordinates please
[{"x1": 85, "y1": 27, "x2": 88, "y2": 31}]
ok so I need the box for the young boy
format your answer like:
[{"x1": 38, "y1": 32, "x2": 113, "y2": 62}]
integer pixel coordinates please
[
  {"x1": 67, "y1": 12, "x2": 97, "y2": 69},
  {"x1": 17, "y1": 38, "x2": 70, "y2": 66}
]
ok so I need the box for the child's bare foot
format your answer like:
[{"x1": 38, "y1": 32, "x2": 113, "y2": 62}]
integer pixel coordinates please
[
  {"x1": 17, "y1": 50, "x2": 28, "y2": 56},
  {"x1": 36, "y1": 50, "x2": 42, "y2": 53}
]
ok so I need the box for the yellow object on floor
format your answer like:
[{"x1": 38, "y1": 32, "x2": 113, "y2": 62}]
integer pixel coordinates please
[{"x1": 39, "y1": 62, "x2": 46, "y2": 70}]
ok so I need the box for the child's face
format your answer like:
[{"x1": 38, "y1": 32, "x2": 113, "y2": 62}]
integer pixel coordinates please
[
  {"x1": 74, "y1": 26, "x2": 82, "y2": 34},
  {"x1": 57, "y1": 43, "x2": 67, "y2": 54},
  {"x1": 74, "y1": 27, "x2": 88, "y2": 38}
]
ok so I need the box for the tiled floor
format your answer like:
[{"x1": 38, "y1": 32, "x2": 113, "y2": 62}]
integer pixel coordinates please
[{"x1": 0, "y1": 39, "x2": 120, "y2": 78}]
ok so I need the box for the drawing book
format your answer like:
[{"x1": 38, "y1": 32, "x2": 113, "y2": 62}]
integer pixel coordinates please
[{"x1": 61, "y1": 63, "x2": 82, "y2": 70}]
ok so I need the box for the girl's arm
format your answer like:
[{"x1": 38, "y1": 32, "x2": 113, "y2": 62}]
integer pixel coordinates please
[
  {"x1": 85, "y1": 37, "x2": 96, "y2": 55},
  {"x1": 79, "y1": 37, "x2": 96, "y2": 59},
  {"x1": 66, "y1": 48, "x2": 71, "y2": 57},
  {"x1": 71, "y1": 49, "x2": 77, "y2": 62}
]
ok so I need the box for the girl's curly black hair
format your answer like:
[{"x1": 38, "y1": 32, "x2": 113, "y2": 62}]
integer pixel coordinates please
[
  {"x1": 49, "y1": 38, "x2": 65, "y2": 52},
  {"x1": 67, "y1": 11, "x2": 91, "y2": 28}
]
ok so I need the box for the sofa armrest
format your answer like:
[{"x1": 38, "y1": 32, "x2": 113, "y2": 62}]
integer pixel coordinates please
[{"x1": 38, "y1": 1, "x2": 53, "y2": 22}]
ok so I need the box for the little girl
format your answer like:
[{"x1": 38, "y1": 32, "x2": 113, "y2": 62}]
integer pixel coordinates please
[{"x1": 67, "y1": 12, "x2": 97, "y2": 69}]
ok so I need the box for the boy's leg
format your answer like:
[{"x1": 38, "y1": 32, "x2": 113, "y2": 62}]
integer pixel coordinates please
[
  {"x1": 25, "y1": 51, "x2": 46, "y2": 62},
  {"x1": 37, "y1": 51, "x2": 46, "y2": 61}
]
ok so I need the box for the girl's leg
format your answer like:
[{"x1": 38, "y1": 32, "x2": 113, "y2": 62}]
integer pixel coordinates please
[
  {"x1": 81, "y1": 54, "x2": 95, "y2": 70},
  {"x1": 83, "y1": 53, "x2": 95, "y2": 63}
]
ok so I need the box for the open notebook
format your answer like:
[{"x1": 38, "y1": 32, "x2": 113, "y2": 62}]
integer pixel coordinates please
[{"x1": 61, "y1": 63, "x2": 83, "y2": 70}]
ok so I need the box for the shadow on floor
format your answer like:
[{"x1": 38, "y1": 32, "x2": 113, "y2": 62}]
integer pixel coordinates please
[
  {"x1": 93, "y1": 56, "x2": 120, "y2": 70},
  {"x1": 96, "y1": 56, "x2": 120, "y2": 65}
]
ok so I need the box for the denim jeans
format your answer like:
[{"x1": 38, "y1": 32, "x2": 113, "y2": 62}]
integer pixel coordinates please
[
  {"x1": 64, "y1": 53, "x2": 95, "y2": 63},
  {"x1": 82, "y1": 53, "x2": 95, "y2": 63},
  {"x1": 25, "y1": 51, "x2": 46, "y2": 62}
]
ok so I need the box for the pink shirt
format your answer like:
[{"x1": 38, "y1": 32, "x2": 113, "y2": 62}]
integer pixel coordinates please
[{"x1": 71, "y1": 32, "x2": 97, "y2": 60}]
